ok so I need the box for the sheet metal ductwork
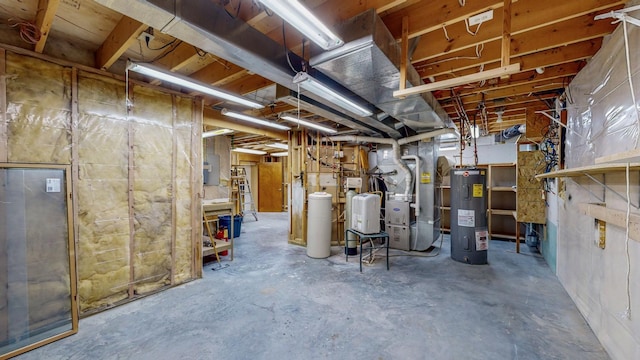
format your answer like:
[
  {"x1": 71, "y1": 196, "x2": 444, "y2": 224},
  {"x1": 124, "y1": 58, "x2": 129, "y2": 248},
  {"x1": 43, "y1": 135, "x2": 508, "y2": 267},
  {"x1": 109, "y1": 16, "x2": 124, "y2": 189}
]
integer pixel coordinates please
[
  {"x1": 310, "y1": 9, "x2": 453, "y2": 133},
  {"x1": 94, "y1": 0, "x2": 400, "y2": 137}
]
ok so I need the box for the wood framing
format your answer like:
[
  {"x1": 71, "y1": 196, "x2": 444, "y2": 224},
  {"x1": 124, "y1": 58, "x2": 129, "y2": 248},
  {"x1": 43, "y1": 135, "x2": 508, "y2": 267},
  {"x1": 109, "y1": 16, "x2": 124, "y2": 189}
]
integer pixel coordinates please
[
  {"x1": 501, "y1": 0, "x2": 511, "y2": 67},
  {"x1": 127, "y1": 82, "x2": 135, "y2": 298},
  {"x1": 0, "y1": 48, "x2": 6, "y2": 163},
  {"x1": 70, "y1": 67, "x2": 80, "y2": 278},
  {"x1": 34, "y1": 0, "x2": 61, "y2": 53},
  {"x1": 192, "y1": 98, "x2": 204, "y2": 278},
  {"x1": 170, "y1": 95, "x2": 178, "y2": 285},
  {"x1": 399, "y1": 16, "x2": 409, "y2": 91},
  {"x1": 393, "y1": 64, "x2": 520, "y2": 98},
  {"x1": 578, "y1": 203, "x2": 640, "y2": 243},
  {"x1": 96, "y1": 16, "x2": 146, "y2": 70}
]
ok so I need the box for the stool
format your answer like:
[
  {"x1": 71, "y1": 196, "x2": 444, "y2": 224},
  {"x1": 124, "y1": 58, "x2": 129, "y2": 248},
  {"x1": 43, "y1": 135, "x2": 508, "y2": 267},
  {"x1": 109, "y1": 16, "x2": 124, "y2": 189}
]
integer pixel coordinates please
[{"x1": 344, "y1": 228, "x2": 390, "y2": 272}]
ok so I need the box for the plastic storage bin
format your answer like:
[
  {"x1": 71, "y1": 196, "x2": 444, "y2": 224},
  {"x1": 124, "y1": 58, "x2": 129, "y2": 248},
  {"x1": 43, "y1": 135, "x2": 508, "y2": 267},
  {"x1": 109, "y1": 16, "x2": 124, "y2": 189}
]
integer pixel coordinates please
[{"x1": 219, "y1": 215, "x2": 242, "y2": 238}]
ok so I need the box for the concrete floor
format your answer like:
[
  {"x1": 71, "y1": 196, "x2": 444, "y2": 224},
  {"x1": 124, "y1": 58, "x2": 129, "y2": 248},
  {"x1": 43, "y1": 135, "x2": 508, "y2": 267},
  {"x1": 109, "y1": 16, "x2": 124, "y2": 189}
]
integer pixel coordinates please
[{"x1": 16, "y1": 212, "x2": 607, "y2": 360}]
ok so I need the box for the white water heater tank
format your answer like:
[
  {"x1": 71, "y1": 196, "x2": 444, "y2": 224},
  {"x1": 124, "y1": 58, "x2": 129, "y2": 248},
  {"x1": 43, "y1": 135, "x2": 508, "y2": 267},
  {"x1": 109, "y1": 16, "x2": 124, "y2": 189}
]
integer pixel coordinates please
[{"x1": 351, "y1": 193, "x2": 381, "y2": 234}]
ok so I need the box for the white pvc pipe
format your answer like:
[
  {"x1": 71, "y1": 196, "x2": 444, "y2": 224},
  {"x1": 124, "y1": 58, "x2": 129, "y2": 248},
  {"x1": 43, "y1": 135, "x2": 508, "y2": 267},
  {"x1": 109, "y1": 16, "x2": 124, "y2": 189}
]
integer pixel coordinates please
[
  {"x1": 401, "y1": 155, "x2": 420, "y2": 217},
  {"x1": 323, "y1": 135, "x2": 412, "y2": 197}
]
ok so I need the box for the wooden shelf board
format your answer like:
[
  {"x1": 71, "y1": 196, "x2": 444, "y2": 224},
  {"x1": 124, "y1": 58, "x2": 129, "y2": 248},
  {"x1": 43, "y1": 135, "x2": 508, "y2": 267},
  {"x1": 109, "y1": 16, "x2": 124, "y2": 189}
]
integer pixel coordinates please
[
  {"x1": 536, "y1": 163, "x2": 640, "y2": 179},
  {"x1": 438, "y1": 206, "x2": 451, "y2": 210},
  {"x1": 202, "y1": 241, "x2": 232, "y2": 257},
  {"x1": 595, "y1": 149, "x2": 640, "y2": 164},
  {"x1": 436, "y1": 185, "x2": 451, "y2": 189},
  {"x1": 578, "y1": 203, "x2": 640, "y2": 243},
  {"x1": 491, "y1": 186, "x2": 516, "y2": 192},
  {"x1": 491, "y1": 209, "x2": 516, "y2": 216},
  {"x1": 490, "y1": 233, "x2": 518, "y2": 240}
]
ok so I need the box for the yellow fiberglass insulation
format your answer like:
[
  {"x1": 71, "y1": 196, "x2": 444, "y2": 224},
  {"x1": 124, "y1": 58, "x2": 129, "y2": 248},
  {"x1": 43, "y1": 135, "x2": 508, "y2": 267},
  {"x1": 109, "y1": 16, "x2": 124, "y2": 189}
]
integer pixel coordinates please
[{"x1": 3, "y1": 53, "x2": 199, "y2": 315}]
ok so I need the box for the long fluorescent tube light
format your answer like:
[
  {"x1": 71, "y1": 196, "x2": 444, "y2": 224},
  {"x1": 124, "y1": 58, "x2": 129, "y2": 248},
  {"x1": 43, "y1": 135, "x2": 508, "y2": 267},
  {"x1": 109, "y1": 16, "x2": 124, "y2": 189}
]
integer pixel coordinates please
[
  {"x1": 232, "y1": 148, "x2": 267, "y2": 155},
  {"x1": 281, "y1": 115, "x2": 338, "y2": 134},
  {"x1": 128, "y1": 62, "x2": 264, "y2": 109},
  {"x1": 270, "y1": 151, "x2": 289, "y2": 157},
  {"x1": 202, "y1": 128, "x2": 234, "y2": 138},
  {"x1": 258, "y1": 0, "x2": 343, "y2": 50},
  {"x1": 293, "y1": 72, "x2": 373, "y2": 117},
  {"x1": 222, "y1": 109, "x2": 290, "y2": 131},
  {"x1": 266, "y1": 143, "x2": 289, "y2": 150}
]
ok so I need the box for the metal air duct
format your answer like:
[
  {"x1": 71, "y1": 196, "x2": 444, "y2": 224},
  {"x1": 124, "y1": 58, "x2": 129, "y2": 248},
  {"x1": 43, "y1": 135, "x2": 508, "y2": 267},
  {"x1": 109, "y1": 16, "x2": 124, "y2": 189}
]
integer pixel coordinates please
[
  {"x1": 94, "y1": 0, "x2": 399, "y2": 137},
  {"x1": 310, "y1": 9, "x2": 453, "y2": 133}
]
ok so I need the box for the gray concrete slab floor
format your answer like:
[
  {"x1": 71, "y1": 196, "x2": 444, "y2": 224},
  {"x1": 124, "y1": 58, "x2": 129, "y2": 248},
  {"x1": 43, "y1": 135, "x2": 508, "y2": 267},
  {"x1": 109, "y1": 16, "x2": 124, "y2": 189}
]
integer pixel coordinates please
[{"x1": 16, "y1": 212, "x2": 608, "y2": 360}]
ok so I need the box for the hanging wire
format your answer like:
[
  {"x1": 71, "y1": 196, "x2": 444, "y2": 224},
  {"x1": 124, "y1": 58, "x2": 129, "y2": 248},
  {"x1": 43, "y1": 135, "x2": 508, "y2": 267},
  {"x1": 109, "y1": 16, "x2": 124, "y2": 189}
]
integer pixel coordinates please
[
  {"x1": 465, "y1": 18, "x2": 483, "y2": 36},
  {"x1": 8, "y1": 18, "x2": 40, "y2": 44},
  {"x1": 442, "y1": 24, "x2": 451, "y2": 41},
  {"x1": 282, "y1": 20, "x2": 299, "y2": 73},
  {"x1": 621, "y1": 18, "x2": 640, "y2": 148}
]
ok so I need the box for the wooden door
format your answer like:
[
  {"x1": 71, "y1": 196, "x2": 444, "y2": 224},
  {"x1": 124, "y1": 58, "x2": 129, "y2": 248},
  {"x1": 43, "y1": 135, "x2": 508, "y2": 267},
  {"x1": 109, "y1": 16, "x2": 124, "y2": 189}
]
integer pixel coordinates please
[{"x1": 258, "y1": 162, "x2": 283, "y2": 212}]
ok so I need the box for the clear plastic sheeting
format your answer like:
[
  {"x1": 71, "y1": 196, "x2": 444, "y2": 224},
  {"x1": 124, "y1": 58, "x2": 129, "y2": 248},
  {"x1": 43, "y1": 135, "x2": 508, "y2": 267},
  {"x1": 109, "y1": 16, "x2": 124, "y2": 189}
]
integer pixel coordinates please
[
  {"x1": 0, "y1": 167, "x2": 76, "y2": 358},
  {"x1": 3, "y1": 52, "x2": 199, "y2": 315},
  {"x1": 558, "y1": 4, "x2": 640, "y2": 359},
  {"x1": 565, "y1": 11, "x2": 640, "y2": 166}
]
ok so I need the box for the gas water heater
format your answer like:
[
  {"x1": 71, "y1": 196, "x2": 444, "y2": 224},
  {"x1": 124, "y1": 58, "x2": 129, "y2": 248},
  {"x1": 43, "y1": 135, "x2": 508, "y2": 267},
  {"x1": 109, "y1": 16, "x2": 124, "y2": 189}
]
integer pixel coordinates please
[{"x1": 450, "y1": 168, "x2": 489, "y2": 265}]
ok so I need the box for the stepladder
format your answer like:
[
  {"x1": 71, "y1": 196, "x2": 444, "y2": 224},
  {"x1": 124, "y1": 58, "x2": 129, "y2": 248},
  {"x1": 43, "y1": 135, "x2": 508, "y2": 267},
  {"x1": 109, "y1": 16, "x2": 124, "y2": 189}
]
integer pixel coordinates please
[{"x1": 232, "y1": 167, "x2": 258, "y2": 221}]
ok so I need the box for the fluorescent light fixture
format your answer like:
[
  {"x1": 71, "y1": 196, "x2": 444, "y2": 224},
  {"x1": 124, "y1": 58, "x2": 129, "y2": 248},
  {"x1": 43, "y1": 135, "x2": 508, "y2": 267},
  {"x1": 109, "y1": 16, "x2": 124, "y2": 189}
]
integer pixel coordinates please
[
  {"x1": 270, "y1": 151, "x2": 289, "y2": 157},
  {"x1": 266, "y1": 143, "x2": 289, "y2": 150},
  {"x1": 293, "y1": 72, "x2": 372, "y2": 117},
  {"x1": 258, "y1": 0, "x2": 343, "y2": 50},
  {"x1": 281, "y1": 115, "x2": 338, "y2": 133},
  {"x1": 127, "y1": 62, "x2": 263, "y2": 109},
  {"x1": 202, "y1": 128, "x2": 234, "y2": 138},
  {"x1": 222, "y1": 108, "x2": 290, "y2": 131},
  {"x1": 232, "y1": 148, "x2": 267, "y2": 155}
]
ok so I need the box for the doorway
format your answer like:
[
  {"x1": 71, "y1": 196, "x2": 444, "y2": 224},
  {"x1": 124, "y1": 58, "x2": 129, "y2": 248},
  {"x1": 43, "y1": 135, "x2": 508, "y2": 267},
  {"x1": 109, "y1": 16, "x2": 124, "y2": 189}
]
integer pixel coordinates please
[{"x1": 258, "y1": 162, "x2": 284, "y2": 212}]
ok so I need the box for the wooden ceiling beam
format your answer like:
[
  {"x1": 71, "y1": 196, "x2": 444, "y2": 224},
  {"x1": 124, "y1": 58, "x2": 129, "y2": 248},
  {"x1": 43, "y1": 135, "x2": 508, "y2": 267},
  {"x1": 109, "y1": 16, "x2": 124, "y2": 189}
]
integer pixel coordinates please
[
  {"x1": 418, "y1": 38, "x2": 601, "y2": 80},
  {"x1": 436, "y1": 62, "x2": 582, "y2": 100},
  {"x1": 96, "y1": 16, "x2": 147, "y2": 70},
  {"x1": 383, "y1": 0, "x2": 503, "y2": 40},
  {"x1": 410, "y1": 1, "x2": 624, "y2": 63},
  {"x1": 34, "y1": 0, "x2": 61, "y2": 53},
  {"x1": 442, "y1": 93, "x2": 556, "y2": 113}
]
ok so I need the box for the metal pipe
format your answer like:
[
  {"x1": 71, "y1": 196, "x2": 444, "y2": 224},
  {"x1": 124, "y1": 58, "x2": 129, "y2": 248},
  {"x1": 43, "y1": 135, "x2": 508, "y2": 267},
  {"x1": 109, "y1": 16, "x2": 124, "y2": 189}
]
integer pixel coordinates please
[
  {"x1": 323, "y1": 135, "x2": 412, "y2": 197},
  {"x1": 397, "y1": 128, "x2": 458, "y2": 145},
  {"x1": 401, "y1": 155, "x2": 420, "y2": 217}
]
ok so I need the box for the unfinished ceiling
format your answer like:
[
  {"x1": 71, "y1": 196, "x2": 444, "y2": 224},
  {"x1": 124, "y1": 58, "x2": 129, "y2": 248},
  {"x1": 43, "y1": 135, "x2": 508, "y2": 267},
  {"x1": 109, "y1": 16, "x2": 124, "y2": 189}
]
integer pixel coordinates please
[{"x1": 0, "y1": 0, "x2": 627, "y2": 151}]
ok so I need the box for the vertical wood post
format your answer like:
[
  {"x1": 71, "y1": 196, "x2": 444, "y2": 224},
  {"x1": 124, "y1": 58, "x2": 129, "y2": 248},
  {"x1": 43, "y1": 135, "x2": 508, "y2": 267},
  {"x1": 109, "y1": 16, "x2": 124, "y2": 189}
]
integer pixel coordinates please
[{"x1": 400, "y1": 16, "x2": 409, "y2": 90}]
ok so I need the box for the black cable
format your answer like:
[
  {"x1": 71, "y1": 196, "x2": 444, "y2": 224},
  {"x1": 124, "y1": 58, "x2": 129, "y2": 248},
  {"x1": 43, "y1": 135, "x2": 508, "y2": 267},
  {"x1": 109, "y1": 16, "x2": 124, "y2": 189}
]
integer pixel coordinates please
[
  {"x1": 145, "y1": 38, "x2": 178, "y2": 51},
  {"x1": 282, "y1": 20, "x2": 298, "y2": 74},
  {"x1": 148, "y1": 41, "x2": 183, "y2": 63},
  {"x1": 193, "y1": 46, "x2": 207, "y2": 57}
]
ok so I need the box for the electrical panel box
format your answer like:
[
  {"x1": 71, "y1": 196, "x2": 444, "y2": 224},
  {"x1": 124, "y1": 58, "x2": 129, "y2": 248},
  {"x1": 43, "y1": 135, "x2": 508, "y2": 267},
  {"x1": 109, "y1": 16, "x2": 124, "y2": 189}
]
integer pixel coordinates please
[
  {"x1": 385, "y1": 199, "x2": 410, "y2": 225},
  {"x1": 386, "y1": 224, "x2": 410, "y2": 251},
  {"x1": 351, "y1": 193, "x2": 380, "y2": 234}
]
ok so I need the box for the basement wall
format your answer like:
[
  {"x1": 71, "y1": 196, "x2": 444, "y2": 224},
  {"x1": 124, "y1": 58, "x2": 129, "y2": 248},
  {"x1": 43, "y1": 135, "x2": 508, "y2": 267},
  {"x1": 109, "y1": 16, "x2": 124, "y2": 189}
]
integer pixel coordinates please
[
  {"x1": 557, "y1": 5, "x2": 640, "y2": 358},
  {"x1": 1, "y1": 50, "x2": 201, "y2": 315}
]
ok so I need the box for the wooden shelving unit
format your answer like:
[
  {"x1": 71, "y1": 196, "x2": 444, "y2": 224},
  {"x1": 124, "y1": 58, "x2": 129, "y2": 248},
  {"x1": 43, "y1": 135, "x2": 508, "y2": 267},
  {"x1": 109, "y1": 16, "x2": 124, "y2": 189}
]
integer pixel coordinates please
[
  {"x1": 437, "y1": 185, "x2": 451, "y2": 232},
  {"x1": 488, "y1": 163, "x2": 518, "y2": 240}
]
